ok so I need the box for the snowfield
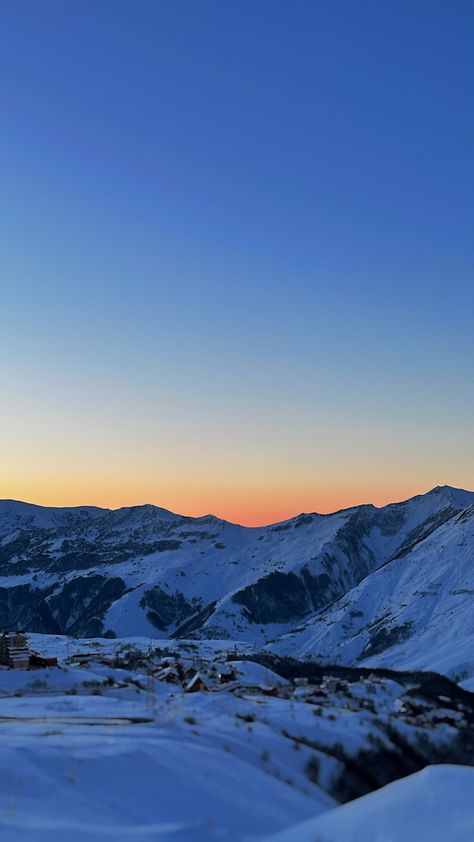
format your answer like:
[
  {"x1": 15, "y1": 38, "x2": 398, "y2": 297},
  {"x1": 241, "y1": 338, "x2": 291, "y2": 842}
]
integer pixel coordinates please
[
  {"x1": 271, "y1": 501, "x2": 474, "y2": 681},
  {"x1": 266, "y1": 765, "x2": 474, "y2": 842},
  {"x1": 1, "y1": 486, "x2": 473, "y2": 667},
  {"x1": 0, "y1": 634, "x2": 473, "y2": 840},
  {"x1": 0, "y1": 486, "x2": 473, "y2": 838}
]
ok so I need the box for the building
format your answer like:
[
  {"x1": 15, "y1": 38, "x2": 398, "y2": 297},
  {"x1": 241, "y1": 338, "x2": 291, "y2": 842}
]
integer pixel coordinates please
[
  {"x1": 184, "y1": 672, "x2": 209, "y2": 693},
  {"x1": 0, "y1": 631, "x2": 30, "y2": 669}
]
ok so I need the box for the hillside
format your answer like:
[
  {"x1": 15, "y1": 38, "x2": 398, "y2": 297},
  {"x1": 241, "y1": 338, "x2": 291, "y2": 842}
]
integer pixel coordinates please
[
  {"x1": 1, "y1": 487, "x2": 474, "y2": 840},
  {"x1": 1, "y1": 634, "x2": 473, "y2": 841},
  {"x1": 270, "y1": 502, "x2": 474, "y2": 681},
  {"x1": 0, "y1": 486, "x2": 473, "y2": 679}
]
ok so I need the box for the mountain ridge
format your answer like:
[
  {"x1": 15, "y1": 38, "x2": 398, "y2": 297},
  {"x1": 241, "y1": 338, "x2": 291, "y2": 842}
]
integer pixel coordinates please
[
  {"x1": 0, "y1": 485, "x2": 473, "y2": 680},
  {"x1": 2, "y1": 483, "x2": 472, "y2": 527}
]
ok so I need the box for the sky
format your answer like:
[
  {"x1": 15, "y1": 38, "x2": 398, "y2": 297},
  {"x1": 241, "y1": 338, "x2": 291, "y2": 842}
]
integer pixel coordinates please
[{"x1": 0, "y1": 0, "x2": 473, "y2": 525}]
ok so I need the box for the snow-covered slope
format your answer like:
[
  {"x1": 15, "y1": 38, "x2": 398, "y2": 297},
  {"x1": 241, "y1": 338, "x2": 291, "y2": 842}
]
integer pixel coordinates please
[
  {"x1": 0, "y1": 487, "x2": 473, "y2": 661},
  {"x1": 1, "y1": 634, "x2": 474, "y2": 841},
  {"x1": 270, "y1": 502, "x2": 474, "y2": 681},
  {"x1": 266, "y1": 765, "x2": 474, "y2": 842}
]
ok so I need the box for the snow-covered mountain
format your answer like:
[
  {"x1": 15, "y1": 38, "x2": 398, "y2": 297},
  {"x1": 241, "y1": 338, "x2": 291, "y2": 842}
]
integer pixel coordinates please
[
  {"x1": 1, "y1": 488, "x2": 474, "y2": 841},
  {"x1": 0, "y1": 485, "x2": 473, "y2": 678},
  {"x1": 270, "y1": 500, "x2": 474, "y2": 680}
]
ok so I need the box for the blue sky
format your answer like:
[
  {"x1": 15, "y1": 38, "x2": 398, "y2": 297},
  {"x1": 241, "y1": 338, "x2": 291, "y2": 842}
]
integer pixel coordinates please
[{"x1": 0, "y1": 1, "x2": 473, "y2": 523}]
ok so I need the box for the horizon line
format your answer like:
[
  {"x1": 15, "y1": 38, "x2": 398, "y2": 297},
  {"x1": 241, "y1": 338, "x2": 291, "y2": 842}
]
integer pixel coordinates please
[{"x1": 1, "y1": 484, "x2": 472, "y2": 529}]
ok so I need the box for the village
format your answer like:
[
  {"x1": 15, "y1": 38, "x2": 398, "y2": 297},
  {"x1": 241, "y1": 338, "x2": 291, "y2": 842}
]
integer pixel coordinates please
[
  {"x1": 3, "y1": 631, "x2": 380, "y2": 706},
  {"x1": 1, "y1": 631, "x2": 472, "y2": 732}
]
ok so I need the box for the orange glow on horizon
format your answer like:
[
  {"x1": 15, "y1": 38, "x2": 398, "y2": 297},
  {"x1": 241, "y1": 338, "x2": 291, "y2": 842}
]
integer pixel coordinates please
[{"x1": 0, "y1": 480, "x2": 448, "y2": 527}]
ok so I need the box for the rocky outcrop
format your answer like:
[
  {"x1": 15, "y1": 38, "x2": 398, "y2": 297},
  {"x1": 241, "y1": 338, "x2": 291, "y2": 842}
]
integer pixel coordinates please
[
  {"x1": 0, "y1": 576, "x2": 127, "y2": 637},
  {"x1": 140, "y1": 586, "x2": 202, "y2": 631}
]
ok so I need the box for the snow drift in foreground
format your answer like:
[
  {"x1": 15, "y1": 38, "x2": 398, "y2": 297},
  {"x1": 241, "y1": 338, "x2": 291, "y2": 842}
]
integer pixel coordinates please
[{"x1": 267, "y1": 765, "x2": 474, "y2": 842}]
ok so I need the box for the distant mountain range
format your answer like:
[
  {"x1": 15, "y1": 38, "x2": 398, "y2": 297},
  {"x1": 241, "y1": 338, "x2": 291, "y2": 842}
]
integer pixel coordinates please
[{"x1": 0, "y1": 485, "x2": 473, "y2": 680}]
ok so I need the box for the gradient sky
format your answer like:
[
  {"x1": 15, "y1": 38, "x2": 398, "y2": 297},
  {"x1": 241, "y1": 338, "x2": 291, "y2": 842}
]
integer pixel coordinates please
[{"x1": 0, "y1": 1, "x2": 473, "y2": 525}]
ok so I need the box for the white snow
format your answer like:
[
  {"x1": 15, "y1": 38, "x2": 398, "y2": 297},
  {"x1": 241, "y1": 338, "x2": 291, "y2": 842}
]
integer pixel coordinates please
[
  {"x1": 0, "y1": 631, "x2": 473, "y2": 841},
  {"x1": 271, "y1": 503, "x2": 474, "y2": 681},
  {"x1": 265, "y1": 765, "x2": 474, "y2": 842},
  {"x1": 0, "y1": 488, "x2": 473, "y2": 839}
]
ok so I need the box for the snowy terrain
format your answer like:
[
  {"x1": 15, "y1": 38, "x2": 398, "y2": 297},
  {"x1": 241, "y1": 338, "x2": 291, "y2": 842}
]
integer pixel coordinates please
[
  {"x1": 271, "y1": 501, "x2": 474, "y2": 681},
  {"x1": 0, "y1": 635, "x2": 473, "y2": 841},
  {"x1": 1, "y1": 486, "x2": 473, "y2": 673},
  {"x1": 1, "y1": 486, "x2": 474, "y2": 838},
  {"x1": 267, "y1": 765, "x2": 474, "y2": 842}
]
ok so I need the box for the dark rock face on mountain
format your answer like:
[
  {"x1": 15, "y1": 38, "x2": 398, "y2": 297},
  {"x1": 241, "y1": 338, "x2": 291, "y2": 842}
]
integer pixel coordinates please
[
  {"x1": 0, "y1": 575, "x2": 127, "y2": 637},
  {"x1": 0, "y1": 583, "x2": 56, "y2": 634},
  {"x1": 47, "y1": 575, "x2": 128, "y2": 637},
  {"x1": 233, "y1": 569, "x2": 334, "y2": 623},
  {"x1": 0, "y1": 487, "x2": 472, "y2": 673},
  {"x1": 140, "y1": 586, "x2": 202, "y2": 631}
]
